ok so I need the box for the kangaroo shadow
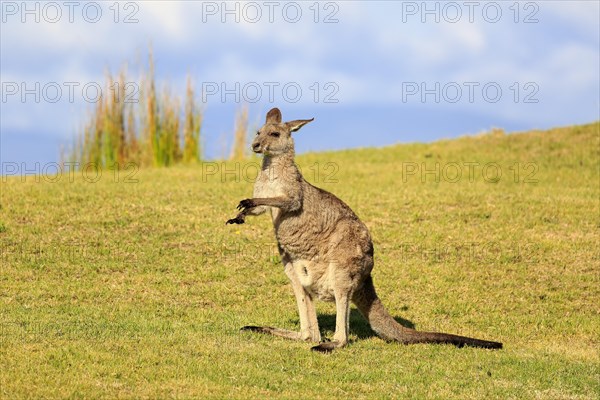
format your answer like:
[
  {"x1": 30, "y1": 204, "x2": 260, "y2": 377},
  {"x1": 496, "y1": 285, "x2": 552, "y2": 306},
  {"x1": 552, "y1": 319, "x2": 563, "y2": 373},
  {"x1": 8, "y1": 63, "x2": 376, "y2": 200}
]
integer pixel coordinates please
[{"x1": 316, "y1": 308, "x2": 415, "y2": 340}]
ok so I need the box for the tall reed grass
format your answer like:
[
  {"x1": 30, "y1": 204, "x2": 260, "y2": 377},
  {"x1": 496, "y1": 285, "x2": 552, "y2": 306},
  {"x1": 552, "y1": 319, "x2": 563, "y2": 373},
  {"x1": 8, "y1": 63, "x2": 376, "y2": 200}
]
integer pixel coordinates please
[
  {"x1": 66, "y1": 51, "x2": 206, "y2": 168},
  {"x1": 229, "y1": 106, "x2": 249, "y2": 161}
]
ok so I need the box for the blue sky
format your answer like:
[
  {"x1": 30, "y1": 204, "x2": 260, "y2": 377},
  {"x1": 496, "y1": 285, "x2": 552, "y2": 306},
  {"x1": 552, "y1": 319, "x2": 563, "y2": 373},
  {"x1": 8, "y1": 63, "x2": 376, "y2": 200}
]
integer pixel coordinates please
[{"x1": 1, "y1": 1, "x2": 599, "y2": 167}]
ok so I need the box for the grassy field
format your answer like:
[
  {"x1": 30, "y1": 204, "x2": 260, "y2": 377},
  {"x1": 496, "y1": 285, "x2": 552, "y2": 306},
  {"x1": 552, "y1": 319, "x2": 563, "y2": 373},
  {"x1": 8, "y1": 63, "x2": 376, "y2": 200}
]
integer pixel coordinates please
[{"x1": 1, "y1": 122, "x2": 598, "y2": 399}]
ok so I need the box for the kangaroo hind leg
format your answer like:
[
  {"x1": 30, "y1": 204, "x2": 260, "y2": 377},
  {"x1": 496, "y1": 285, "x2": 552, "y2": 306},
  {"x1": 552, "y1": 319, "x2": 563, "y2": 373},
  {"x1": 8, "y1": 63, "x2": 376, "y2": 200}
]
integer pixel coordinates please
[
  {"x1": 240, "y1": 263, "x2": 321, "y2": 343},
  {"x1": 312, "y1": 282, "x2": 352, "y2": 353}
]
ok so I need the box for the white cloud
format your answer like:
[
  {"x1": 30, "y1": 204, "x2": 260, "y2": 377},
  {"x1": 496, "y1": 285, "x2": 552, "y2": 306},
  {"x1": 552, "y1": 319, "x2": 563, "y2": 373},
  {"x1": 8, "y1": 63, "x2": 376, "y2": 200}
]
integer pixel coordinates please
[
  {"x1": 1, "y1": 0, "x2": 598, "y2": 143},
  {"x1": 139, "y1": 1, "x2": 188, "y2": 41},
  {"x1": 544, "y1": 1, "x2": 600, "y2": 36}
]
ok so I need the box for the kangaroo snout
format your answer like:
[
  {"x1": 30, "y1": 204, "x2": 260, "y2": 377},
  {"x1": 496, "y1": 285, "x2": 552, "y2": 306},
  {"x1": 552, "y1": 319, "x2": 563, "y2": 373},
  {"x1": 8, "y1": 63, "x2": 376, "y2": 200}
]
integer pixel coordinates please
[{"x1": 252, "y1": 142, "x2": 261, "y2": 153}]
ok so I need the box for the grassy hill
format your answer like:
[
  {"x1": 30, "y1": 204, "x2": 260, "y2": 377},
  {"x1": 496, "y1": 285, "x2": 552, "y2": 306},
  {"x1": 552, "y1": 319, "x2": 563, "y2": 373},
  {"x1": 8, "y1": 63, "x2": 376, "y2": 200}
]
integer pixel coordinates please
[{"x1": 1, "y1": 122, "x2": 598, "y2": 399}]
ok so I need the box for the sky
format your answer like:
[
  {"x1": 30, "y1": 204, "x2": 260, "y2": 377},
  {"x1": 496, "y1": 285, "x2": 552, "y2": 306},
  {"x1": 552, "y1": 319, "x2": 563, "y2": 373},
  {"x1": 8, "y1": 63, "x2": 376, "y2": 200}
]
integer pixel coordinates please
[{"x1": 1, "y1": 0, "x2": 599, "y2": 169}]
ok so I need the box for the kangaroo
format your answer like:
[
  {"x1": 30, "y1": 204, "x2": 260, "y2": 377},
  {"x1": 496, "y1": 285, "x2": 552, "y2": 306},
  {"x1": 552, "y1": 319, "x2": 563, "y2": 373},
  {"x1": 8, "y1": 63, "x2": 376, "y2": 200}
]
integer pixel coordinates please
[{"x1": 226, "y1": 107, "x2": 502, "y2": 352}]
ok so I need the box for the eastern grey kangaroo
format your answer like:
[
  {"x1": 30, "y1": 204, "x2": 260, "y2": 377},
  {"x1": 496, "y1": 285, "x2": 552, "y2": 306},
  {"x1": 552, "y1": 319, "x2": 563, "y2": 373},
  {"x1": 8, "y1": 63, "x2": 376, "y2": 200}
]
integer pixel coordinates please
[{"x1": 227, "y1": 108, "x2": 502, "y2": 352}]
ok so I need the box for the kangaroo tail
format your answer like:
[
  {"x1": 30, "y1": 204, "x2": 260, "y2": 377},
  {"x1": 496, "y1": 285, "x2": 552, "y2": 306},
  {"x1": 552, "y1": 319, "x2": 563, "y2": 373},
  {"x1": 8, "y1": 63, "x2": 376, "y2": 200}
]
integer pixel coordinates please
[{"x1": 352, "y1": 275, "x2": 502, "y2": 349}]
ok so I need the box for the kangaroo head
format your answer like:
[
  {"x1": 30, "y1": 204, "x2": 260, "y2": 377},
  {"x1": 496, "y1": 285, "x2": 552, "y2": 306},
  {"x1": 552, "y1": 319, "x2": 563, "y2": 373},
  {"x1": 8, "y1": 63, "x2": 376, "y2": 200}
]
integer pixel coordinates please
[{"x1": 252, "y1": 108, "x2": 314, "y2": 156}]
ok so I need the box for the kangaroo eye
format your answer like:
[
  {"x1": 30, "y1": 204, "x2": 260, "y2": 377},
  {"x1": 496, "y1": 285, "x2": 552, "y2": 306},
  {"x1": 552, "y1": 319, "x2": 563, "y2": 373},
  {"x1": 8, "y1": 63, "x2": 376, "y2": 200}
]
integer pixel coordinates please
[{"x1": 270, "y1": 132, "x2": 280, "y2": 137}]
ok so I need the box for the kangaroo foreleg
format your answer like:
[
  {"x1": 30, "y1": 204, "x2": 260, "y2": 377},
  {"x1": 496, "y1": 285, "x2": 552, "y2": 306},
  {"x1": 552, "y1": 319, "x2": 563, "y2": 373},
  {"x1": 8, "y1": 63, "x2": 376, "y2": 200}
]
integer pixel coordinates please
[{"x1": 236, "y1": 197, "x2": 301, "y2": 213}]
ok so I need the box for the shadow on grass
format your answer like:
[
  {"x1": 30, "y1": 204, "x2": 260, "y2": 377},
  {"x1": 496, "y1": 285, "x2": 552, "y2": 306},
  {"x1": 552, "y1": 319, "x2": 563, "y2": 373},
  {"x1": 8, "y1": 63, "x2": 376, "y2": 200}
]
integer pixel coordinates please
[{"x1": 317, "y1": 308, "x2": 415, "y2": 340}]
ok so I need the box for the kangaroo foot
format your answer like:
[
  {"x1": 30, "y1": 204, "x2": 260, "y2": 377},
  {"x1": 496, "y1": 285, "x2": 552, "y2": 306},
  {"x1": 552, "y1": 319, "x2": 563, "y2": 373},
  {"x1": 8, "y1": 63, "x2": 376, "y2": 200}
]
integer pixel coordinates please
[
  {"x1": 311, "y1": 340, "x2": 345, "y2": 353},
  {"x1": 240, "y1": 325, "x2": 303, "y2": 341}
]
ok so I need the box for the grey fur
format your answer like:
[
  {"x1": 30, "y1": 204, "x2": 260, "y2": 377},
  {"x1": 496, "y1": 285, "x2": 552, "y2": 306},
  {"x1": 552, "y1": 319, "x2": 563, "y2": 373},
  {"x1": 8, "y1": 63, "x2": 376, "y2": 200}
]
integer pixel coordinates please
[{"x1": 227, "y1": 108, "x2": 502, "y2": 352}]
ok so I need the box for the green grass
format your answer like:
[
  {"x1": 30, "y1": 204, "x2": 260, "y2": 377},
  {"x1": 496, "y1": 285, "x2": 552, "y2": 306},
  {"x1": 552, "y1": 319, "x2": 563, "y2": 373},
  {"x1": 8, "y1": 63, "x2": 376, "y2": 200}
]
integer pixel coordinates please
[{"x1": 1, "y1": 122, "x2": 599, "y2": 399}]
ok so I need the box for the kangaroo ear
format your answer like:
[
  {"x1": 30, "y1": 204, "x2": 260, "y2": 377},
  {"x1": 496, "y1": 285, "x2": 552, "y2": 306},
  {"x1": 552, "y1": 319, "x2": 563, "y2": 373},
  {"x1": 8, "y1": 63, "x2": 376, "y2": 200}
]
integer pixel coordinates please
[
  {"x1": 286, "y1": 118, "x2": 314, "y2": 133},
  {"x1": 266, "y1": 108, "x2": 282, "y2": 124}
]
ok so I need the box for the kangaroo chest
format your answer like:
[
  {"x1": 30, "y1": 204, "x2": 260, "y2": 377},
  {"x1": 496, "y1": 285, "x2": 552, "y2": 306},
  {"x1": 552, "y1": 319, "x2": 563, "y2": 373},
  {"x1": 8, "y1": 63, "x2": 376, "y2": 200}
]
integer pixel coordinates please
[
  {"x1": 253, "y1": 169, "x2": 285, "y2": 222},
  {"x1": 253, "y1": 160, "x2": 335, "y2": 300}
]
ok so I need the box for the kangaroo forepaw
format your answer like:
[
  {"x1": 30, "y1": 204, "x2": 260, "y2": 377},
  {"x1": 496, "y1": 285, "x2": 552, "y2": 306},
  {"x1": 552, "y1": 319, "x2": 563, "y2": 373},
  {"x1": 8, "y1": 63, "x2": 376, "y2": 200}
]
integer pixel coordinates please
[
  {"x1": 237, "y1": 199, "x2": 255, "y2": 212},
  {"x1": 226, "y1": 216, "x2": 245, "y2": 225}
]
